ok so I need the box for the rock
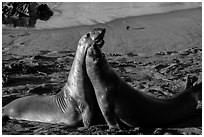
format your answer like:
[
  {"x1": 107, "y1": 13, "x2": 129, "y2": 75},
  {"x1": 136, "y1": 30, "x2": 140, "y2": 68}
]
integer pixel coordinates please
[
  {"x1": 36, "y1": 4, "x2": 53, "y2": 21},
  {"x1": 2, "y1": 2, "x2": 53, "y2": 27},
  {"x1": 155, "y1": 50, "x2": 177, "y2": 56},
  {"x1": 180, "y1": 47, "x2": 202, "y2": 56},
  {"x1": 127, "y1": 52, "x2": 137, "y2": 57},
  {"x1": 154, "y1": 64, "x2": 169, "y2": 71}
]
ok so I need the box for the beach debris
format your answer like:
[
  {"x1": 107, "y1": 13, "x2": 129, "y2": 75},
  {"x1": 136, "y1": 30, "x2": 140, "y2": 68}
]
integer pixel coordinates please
[
  {"x1": 179, "y1": 47, "x2": 202, "y2": 56},
  {"x1": 154, "y1": 64, "x2": 169, "y2": 72},
  {"x1": 155, "y1": 50, "x2": 178, "y2": 56},
  {"x1": 126, "y1": 26, "x2": 145, "y2": 30},
  {"x1": 3, "y1": 61, "x2": 39, "y2": 75},
  {"x1": 126, "y1": 51, "x2": 137, "y2": 57},
  {"x1": 33, "y1": 55, "x2": 57, "y2": 61}
]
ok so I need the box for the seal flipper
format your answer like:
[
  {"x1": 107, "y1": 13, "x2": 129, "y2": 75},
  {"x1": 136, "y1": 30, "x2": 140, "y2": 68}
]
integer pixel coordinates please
[
  {"x1": 81, "y1": 105, "x2": 93, "y2": 127},
  {"x1": 101, "y1": 103, "x2": 120, "y2": 130}
]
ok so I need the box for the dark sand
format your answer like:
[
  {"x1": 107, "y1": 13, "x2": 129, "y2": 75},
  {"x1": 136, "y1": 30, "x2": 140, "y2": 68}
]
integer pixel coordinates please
[{"x1": 2, "y1": 8, "x2": 202, "y2": 135}]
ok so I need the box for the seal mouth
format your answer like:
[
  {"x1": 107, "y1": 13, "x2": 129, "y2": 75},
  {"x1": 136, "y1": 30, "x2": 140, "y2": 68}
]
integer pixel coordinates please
[
  {"x1": 90, "y1": 28, "x2": 106, "y2": 48},
  {"x1": 95, "y1": 39, "x2": 105, "y2": 48}
]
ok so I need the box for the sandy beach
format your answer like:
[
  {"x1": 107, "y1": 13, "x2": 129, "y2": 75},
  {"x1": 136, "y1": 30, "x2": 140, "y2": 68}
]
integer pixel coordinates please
[
  {"x1": 2, "y1": 7, "x2": 202, "y2": 135},
  {"x1": 2, "y1": 8, "x2": 201, "y2": 56},
  {"x1": 35, "y1": 2, "x2": 201, "y2": 29}
]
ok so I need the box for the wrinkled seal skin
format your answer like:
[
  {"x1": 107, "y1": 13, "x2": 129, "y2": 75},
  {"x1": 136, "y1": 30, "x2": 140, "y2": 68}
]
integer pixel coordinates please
[
  {"x1": 85, "y1": 44, "x2": 200, "y2": 129},
  {"x1": 2, "y1": 28, "x2": 106, "y2": 127}
]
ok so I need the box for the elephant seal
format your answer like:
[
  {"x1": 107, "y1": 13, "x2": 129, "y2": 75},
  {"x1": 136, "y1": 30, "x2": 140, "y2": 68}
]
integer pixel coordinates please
[
  {"x1": 85, "y1": 44, "x2": 200, "y2": 129},
  {"x1": 2, "y1": 28, "x2": 106, "y2": 127}
]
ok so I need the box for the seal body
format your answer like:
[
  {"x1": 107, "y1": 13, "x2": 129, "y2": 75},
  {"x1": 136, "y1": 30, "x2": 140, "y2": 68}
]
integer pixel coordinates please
[
  {"x1": 85, "y1": 44, "x2": 199, "y2": 128},
  {"x1": 3, "y1": 28, "x2": 106, "y2": 127},
  {"x1": 3, "y1": 92, "x2": 80, "y2": 126}
]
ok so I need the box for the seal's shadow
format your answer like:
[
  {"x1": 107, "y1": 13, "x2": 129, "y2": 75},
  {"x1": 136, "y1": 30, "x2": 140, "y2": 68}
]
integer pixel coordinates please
[{"x1": 138, "y1": 108, "x2": 202, "y2": 135}]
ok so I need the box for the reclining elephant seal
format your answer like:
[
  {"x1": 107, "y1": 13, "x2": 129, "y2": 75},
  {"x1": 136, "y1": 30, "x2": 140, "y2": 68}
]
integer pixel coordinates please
[
  {"x1": 85, "y1": 43, "x2": 200, "y2": 129},
  {"x1": 2, "y1": 28, "x2": 106, "y2": 127}
]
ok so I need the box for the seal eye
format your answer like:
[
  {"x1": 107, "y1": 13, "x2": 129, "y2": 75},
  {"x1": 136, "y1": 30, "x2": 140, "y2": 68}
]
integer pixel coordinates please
[{"x1": 86, "y1": 33, "x2": 90, "y2": 38}]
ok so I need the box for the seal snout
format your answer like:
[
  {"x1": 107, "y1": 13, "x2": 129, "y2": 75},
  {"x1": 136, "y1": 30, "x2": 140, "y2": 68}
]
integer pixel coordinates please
[
  {"x1": 87, "y1": 28, "x2": 106, "y2": 61},
  {"x1": 95, "y1": 28, "x2": 106, "y2": 41},
  {"x1": 90, "y1": 28, "x2": 106, "y2": 41},
  {"x1": 87, "y1": 44, "x2": 103, "y2": 63},
  {"x1": 94, "y1": 28, "x2": 106, "y2": 48},
  {"x1": 99, "y1": 28, "x2": 106, "y2": 38}
]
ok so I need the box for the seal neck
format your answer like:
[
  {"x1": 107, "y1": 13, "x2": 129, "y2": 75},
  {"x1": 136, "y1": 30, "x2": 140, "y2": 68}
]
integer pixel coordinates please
[
  {"x1": 68, "y1": 45, "x2": 85, "y2": 80},
  {"x1": 64, "y1": 45, "x2": 87, "y2": 98},
  {"x1": 54, "y1": 90, "x2": 69, "y2": 113}
]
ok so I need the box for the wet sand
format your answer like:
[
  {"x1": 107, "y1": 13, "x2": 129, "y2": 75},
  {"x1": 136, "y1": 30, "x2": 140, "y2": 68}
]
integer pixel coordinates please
[
  {"x1": 36, "y1": 2, "x2": 201, "y2": 29},
  {"x1": 2, "y1": 7, "x2": 202, "y2": 135},
  {"x1": 2, "y1": 8, "x2": 201, "y2": 56}
]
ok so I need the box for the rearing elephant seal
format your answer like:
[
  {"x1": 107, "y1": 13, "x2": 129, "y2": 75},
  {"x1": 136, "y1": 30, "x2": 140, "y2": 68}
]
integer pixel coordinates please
[
  {"x1": 3, "y1": 28, "x2": 106, "y2": 127},
  {"x1": 85, "y1": 43, "x2": 200, "y2": 129}
]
